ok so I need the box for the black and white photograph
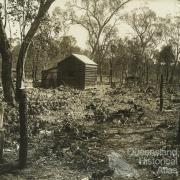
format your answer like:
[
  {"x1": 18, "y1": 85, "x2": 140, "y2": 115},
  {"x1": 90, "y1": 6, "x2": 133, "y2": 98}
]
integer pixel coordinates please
[{"x1": 0, "y1": 0, "x2": 180, "y2": 179}]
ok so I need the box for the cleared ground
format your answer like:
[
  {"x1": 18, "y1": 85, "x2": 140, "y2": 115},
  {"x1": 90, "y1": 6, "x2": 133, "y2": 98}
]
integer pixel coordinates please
[{"x1": 0, "y1": 84, "x2": 179, "y2": 179}]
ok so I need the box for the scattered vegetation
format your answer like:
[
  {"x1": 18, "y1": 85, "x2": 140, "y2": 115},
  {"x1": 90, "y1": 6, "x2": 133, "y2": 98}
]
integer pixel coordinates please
[{"x1": 1, "y1": 85, "x2": 179, "y2": 179}]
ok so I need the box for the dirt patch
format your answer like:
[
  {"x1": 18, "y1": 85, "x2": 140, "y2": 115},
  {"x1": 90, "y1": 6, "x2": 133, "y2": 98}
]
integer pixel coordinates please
[{"x1": 0, "y1": 85, "x2": 179, "y2": 179}]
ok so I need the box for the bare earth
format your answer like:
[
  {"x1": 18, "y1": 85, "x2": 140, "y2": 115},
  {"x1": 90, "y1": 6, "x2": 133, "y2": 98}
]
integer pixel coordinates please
[{"x1": 0, "y1": 84, "x2": 180, "y2": 180}]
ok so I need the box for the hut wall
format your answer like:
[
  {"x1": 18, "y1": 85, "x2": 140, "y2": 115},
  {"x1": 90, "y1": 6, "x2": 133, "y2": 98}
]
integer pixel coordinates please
[
  {"x1": 84, "y1": 64, "x2": 97, "y2": 86},
  {"x1": 57, "y1": 57, "x2": 85, "y2": 89},
  {"x1": 41, "y1": 70, "x2": 48, "y2": 88},
  {"x1": 42, "y1": 68, "x2": 57, "y2": 88}
]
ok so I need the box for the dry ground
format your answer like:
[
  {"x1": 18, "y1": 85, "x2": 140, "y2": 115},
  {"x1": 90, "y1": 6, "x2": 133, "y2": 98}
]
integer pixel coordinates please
[{"x1": 0, "y1": 84, "x2": 180, "y2": 179}]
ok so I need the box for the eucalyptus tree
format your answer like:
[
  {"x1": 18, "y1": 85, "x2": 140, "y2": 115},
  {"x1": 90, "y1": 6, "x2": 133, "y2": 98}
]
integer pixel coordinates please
[
  {"x1": 67, "y1": 0, "x2": 132, "y2": 82},
  {"x1": 0, "y1": 0, "x2": 55, "y2": 169},
  {"x1": 0, "y1": 6, "x2": 15, "y2": 104},
  {"x1": 113, "y1": 38, "x2": 130, "y2": 82},
  {"x1": 160, "y1": 16, "x2": 180, "y2": 83},
  {"x1": 25, "y1": 7, "x2": 70, "y2": 83},
  {"x1": 159, "y1": 45, "x2": 175, "y2": 83},
  {"x1": 8, "y1": 0, "x2": 39, "y2": 43},
  {"x1": 59, "y1": 35, "x2": 81, "y2": 58},
  {"x1": 124, "y1": 7, "x2": 162, "y2": 83}
]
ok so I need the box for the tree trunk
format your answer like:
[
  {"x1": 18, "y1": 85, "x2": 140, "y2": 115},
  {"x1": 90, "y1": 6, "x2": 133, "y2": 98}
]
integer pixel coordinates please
[
  {"x1": 0, "y1": 105, "x2": 4, "y2": 162},
  {"x1": 159, "y1": 74, "x2": 163, "y2": 112},
  {"x1": 15, "y1": 0, "x2": 55, "y2": 168},
  {"x1": 32, "y1": 48, "x2": 36, "y2": 84},
  {"x1": 109, "y1": 60, "x2": 113, "y2": 87},
  {"x1": 1, "y1": 52, "x2": 15, "y2": 105},
  {"x1": 166, "y1": 65, "x2": 169, "y2": 83},
  {"x1": 0, "y1": 0, "x2": 55, "y2": 170},
  {"x1": 34, "y1": 49, "x2": 40, "y2": 83},
  {"x1": 169, "y1": 46, "x2": 179, "y2": 83},
  {"x1": 177, "y1": 114, "x2": 180, "y2": 144},
  {"x1": 0, "y1": 14, "x2": 15, "y2": 105},
  {"x1": 169, "y1": 65, "x2": 175, "y2": 83},
  {"x1": 121, "y1": 68, "x2": 124, "y2": 84},
  {"x1": 156, "y1": 64, "x2": 160, "y2": 84},
  {"x1": 146, "y1": 63, "x2": 149, "y2": 84},
  {"x1": 99, "y1": 63, "x2": 103, "y2": 83},
  {"x1": 178, "y1": 65, "x2": 180, "y2": 83},
  {"x1": 17, "y1": 89, "x2": 28, "y2": 168},
  {"x1": 169, "y1": 60, "x2": 178, "y2": 83},
  {"x1": 16, "y1": 0, "x2": 55, "y2": 91},
  {"x1": 0, "y1": 129, "x2": 4, "y2": 163}
]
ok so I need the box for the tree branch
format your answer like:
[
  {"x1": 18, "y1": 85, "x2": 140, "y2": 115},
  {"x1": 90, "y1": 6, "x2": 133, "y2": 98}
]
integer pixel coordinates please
[{"x1": 16, "y1": 0, "x2": 55, "y2": 90}]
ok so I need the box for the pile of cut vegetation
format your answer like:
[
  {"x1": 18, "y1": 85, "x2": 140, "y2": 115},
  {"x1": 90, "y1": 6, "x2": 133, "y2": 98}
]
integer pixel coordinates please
[{"x1": 30, "y1": 117, "x2": 109, "y2": 172}]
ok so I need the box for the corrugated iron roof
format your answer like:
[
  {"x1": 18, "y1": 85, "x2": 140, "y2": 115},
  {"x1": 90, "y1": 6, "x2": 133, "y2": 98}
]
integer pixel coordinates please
[{"x1": 72, "y1": 54, "x2": 97, "y2": 65}]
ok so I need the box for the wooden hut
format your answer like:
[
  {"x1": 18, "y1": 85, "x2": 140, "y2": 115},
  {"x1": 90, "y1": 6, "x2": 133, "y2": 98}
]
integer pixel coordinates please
[
  {"x1": 42, "y1": 54, "x2": 98, "y2": 89},
  {"x1": 41, "y1": 66, "x2": 57, "y2": 88},
  {"x1": 57, "y1": 54, "x2": 97, "y2": 89}
]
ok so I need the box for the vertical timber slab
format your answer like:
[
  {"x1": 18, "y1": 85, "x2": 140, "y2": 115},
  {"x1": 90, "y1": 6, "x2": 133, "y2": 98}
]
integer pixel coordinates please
[{"x1": 0, "y1": 103, "x2": 4, "y2": 162}]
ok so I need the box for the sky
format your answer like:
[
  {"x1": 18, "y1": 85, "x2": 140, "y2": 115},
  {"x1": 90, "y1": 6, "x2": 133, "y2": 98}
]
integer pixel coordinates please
[
  {"x1": 50, "y1": 0, "x2": 180, "y2": 49},
  {"x1": 0, "y1": 0, "x2": 179, "y2": 49}
]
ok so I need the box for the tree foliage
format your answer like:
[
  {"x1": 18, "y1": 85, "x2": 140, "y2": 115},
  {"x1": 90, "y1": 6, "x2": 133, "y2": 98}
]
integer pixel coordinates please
[
  {"x1": 159, "y1": 45, "x2": 175, "y2": 65},
  {"x1": 67, "y1": 0, "x2": 131, "y2": 58},
  {"x1": 124, "y1": 7, "x2": 162, "y2": 57}
]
